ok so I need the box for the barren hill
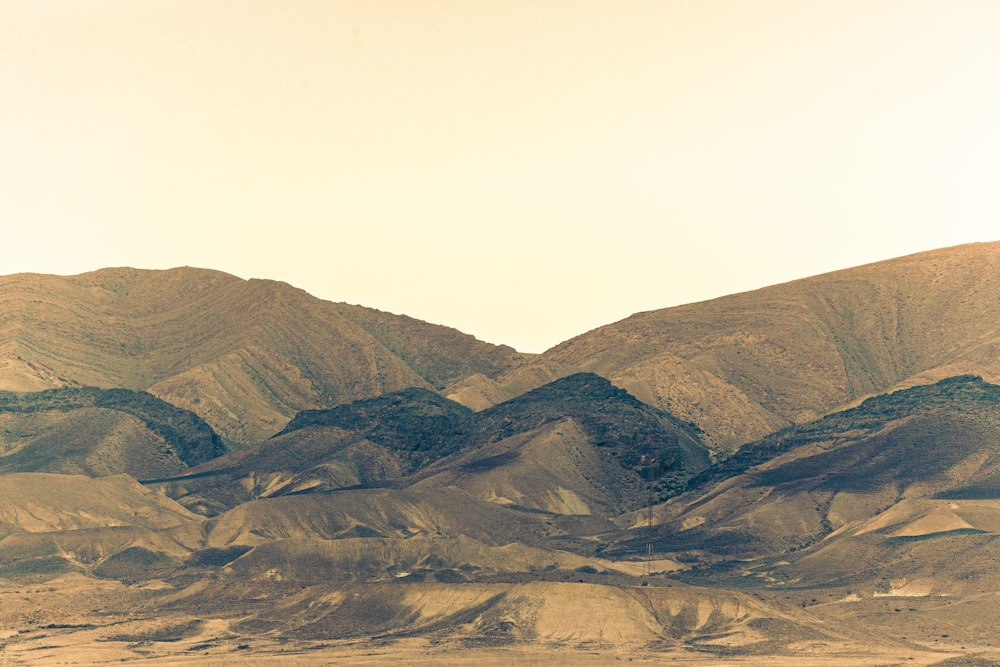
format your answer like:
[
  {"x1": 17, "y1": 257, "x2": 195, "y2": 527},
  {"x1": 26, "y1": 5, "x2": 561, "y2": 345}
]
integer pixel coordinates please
[
  {"x1": 0, "y1": 387, "x2": 224, "y2": 479},
  {"x1": 153, "y1": 373, "x2": 711, "y2": 517},
  {"x1": 602, "y1": 374, "x2": 1000, "y2": 659},
  {"x1": 0, "y1": 473, "x2": 196, "y2": 536},
  {"x1": 3, "y1": 246, "x2": 1000, "y2": 664},
  {"x1": 0, "y1": 267, "x2": 524, "y2": 446},
  {"x1": 450, "y1": 241, "x2": 1000, "y2": 450},
  {"x1": 610, "y1": 376, "x2": 1000, "y2": 561},
  {"x1": 2, "y1": 377, "x2": 999, "y2": 663}
]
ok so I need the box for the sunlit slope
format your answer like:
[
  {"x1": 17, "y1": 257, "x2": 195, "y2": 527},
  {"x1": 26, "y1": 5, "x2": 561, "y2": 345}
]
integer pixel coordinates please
[
  {"x1": 190, "y1": 578, "x2": 853, "y2": 657},
  {"x1": 0, "y1": 473, "x2": 197, "y2": 535},
  {"x1": 453, "y1": 241, "x2": 1000, "y2": 450},
  {"x1": 411, "y1": 419, "x2": 639, "y2": 516},
  {"x1": 0, "y1": 267, "x2": 523, "y2": 446}
]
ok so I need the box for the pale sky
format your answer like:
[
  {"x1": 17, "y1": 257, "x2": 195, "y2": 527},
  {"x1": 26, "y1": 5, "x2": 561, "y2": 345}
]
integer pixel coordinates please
[{"x1": 2, "y1": 1, "x2": 998, "y2": 352}]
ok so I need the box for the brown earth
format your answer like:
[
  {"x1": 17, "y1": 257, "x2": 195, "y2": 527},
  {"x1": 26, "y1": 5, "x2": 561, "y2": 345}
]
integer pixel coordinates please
[
  {"x1": 0, "y1": 267, "x2": 524, "y2": 447},
  {"x1": 1, "y1": 244, "x2": 1000, "y2": 663},
  {"x1": 450, "y1": 241, "x2": 1000, "y2": 450}
]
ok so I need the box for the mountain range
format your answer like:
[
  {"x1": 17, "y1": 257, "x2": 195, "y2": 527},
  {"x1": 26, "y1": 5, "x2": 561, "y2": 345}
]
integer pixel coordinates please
[
  {"x1": 0, "y1": 240, "x2": 998, "y2": 665},
  {"x1": 452, "y1": 241, "x2": 1000, "y2": 450},
  {"x1": 0, "y1": 267, "x2": 524, "y2": 447}
]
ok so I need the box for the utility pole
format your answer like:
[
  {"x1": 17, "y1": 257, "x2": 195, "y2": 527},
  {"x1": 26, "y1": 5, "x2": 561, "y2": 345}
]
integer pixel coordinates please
[
  {"x1": 642, "y1": 455, "x2": 655, "y2": 579},
  {"x1": 646, "y1": 484, "x2": 653, "y2": 577}
]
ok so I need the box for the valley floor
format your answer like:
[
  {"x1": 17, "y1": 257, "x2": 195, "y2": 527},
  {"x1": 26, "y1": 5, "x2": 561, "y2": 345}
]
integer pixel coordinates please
[
  {"x1": 0, "y1": 575, "x2": 994, "y2": 667},
  {"x1": 0, "y1": 636, "x2": 985, "y2": 667}
]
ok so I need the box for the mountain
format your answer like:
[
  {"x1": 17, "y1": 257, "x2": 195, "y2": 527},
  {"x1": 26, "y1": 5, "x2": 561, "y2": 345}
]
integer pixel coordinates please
[
  {"x1": 0, "y1": 386, "x2": 224, "y2": 479},
  {"x1": 6, "y1": 242, "x2": 996, "y2": 454},
  {"x1": 450, "y1": 241, "x2": 1000, "y2": 451},
  {"x1": 0, "y1": 267, "x2": 525, "y2": 447},
  {"x1": 152, "y1": 373, "x2": 711, "y2": 517},
  {"x1": 2, "y1": 244, "x2": 1000, "y2": 664},
  {"x1": 593, "y1": 374, "x2": 1000, "y2": 660},
  {"x1": 606, "y1": 375, "x2": 1000, "y2": 559}
]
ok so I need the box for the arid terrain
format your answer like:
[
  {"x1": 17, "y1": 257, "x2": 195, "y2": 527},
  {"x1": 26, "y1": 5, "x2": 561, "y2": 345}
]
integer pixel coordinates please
[{"x1": 1, "y1": 241, "x2": 1000, "y2": 665}]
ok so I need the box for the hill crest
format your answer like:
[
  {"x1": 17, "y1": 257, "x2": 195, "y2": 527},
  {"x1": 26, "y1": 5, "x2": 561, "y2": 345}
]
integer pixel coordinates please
[
  {"x1": 0, "y1": 266, "x2": 524, "y2": 447},
  {"x1": 451, "y1": 241, "x2": 1000, "y2": 450}
]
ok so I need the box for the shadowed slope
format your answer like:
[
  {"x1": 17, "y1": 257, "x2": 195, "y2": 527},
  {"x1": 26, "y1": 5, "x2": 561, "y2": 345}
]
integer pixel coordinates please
[
  {"x1": 285, "y1": 372, "x2": 709, "y2": 486},
  {"x1": 278, "y1": 386, "x2": 476, "y2": 472},
  {"x1": 610, "y1": 376, "x2": 1000, "y2": 560},
  {"x1": 0, "y1": 387, "x2": 224, "y2": 478},
  {"x1": 0, "y1": 267, "x2": 523, "y2": 446},
  {"x1": 411, "y1": 373, "x2": 712, "y2": 514}
]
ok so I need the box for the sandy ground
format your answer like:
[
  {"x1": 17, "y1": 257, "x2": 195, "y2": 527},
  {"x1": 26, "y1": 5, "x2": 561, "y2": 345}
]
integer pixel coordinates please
[
  {"x1": 0, "y1": 574, "x2": 994, "y2": 666},
  {"x1": 0, "y1": 628, "x2": 983, "y2": 667}
]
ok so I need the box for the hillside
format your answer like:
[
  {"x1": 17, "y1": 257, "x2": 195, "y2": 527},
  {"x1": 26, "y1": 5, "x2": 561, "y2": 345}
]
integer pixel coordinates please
[
  {"x1": 152, "y1": 373, "x2": 712, "y2": 516},
  {"x1": 590, "y1": 374, "x2": 1000, "y2": 661},
  {"x1": 450, "y1": 241, "x2": 1000, "y2": 450},
  {"x1": 4, "y1": 243, "x2": 996, "y2": 454},
  {"x1": 2, "y1": 245, "x2": 1000, "y2": 664},
  {"x1": 0, "y1": 267, "x2": 524, "y2": 446},
  {"x1": 0, "y1": 386, "x2": 224, "y2": 479},
  {"x1": 0, "y1": 374, "x2": 990, "y2": 664},
  {"x1": 608, "y1": 376, "x2": 1000, "y2": 560},
  {"x1": 0, "y1": 473, "x2": 197, "y2": 537}
]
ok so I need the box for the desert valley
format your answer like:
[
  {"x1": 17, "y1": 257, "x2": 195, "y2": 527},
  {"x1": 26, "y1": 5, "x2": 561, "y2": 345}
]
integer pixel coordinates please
[{"x1": 0, "y1": 240, "x2": 999, "y2": 665}]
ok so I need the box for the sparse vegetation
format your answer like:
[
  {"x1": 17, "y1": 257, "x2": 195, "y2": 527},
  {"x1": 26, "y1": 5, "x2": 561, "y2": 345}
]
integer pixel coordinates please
[
  {"x1": 686, "y1": 375, "x2": 1000, "y2": 493},
  {"x1": 0, "y1": 386, "x2": 225, "y2": 475},
  {"x1": 0, "y1": 245, "x2": 999, "y2": 663},
  {"x1": 277, "y1": 373, "x2": 710, "y2": 506}
]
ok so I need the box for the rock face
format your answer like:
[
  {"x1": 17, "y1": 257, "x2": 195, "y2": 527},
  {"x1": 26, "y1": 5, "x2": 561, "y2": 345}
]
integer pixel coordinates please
[
  {"x1": 450, "y1": 241, "x2": 1000, "y2": 451},
  {"x1": 0, "y1": 267, "x2": 524, "y2": 446}
]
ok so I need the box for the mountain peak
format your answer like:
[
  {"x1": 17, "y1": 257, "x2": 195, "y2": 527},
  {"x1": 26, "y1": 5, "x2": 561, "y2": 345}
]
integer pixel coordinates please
[
  {"x1": 462, "y1": 241, "x2": 1000, "y2": 451},
  {"x1": 0, "y1": 268, "x2": 523, "y2": 446}
]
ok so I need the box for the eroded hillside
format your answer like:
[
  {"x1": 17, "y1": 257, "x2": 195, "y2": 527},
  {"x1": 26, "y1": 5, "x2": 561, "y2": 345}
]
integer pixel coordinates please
[
  {"x1": 152, "y1": 373, "x2": 711, "y2": 517},
  {"x1": 0, "y1": 387, "x2": 224, "y2": 479},
  {"x1": 2, "y1": 245, "x2": 1000, "y2": 664},
  {"x1": 450, "y1": 241, "x2": 1000, "y2": 450},
  {"x1": 0, "y1": 267, "x2": 524, "y2": 446}
]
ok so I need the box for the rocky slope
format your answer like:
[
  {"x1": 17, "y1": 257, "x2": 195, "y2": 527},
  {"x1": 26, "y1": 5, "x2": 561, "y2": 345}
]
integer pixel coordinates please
[
  {"x1": 607, "y1": 375, "x2": 1000, "y2": 559},
  {"x1": 0, "y1": 380, "x2": 995, "y2": 664},
  {"x1": 0, "y1": 267, "x2": 524, "y2": 446},
  {"x1": 0, "y1": 387, "x2": 224, "y2": 479},
  {"x1": 152, "y1": 373, "x2": 711, "y2": 517},
  {"x1": 1, "y1": 244, "x2": 999, "y2": 663},
  {"x1": 450, "y1": 241, "x2": 1000, "y2": 450}
]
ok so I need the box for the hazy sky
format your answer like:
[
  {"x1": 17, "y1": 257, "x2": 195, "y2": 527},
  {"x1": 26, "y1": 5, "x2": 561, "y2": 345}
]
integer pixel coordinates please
[{"x1": 3, "y1": 1, "x2": 998, "y2": 352}]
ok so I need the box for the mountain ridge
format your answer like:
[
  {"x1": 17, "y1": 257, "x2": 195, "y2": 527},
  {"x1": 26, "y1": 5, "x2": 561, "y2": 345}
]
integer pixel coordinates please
[
  {"x1": 0, "y1": 386, "x2": 225, "y2": 478},
  {"x1": 0, "y1": 266, "x2": 525, "y2": 447},
  {"x1": 449, "y1": 241, "x2": 1000, "y2": 450},
  {"x1": 1, "y1": 243, "x2": 1000, "y2": 663},
  {"x1": 607, "y1": 374, "x2": 1000, "y2": 561},
  {"x1": 152, "y1": 373, "x2": 712, "y2": 516}
]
